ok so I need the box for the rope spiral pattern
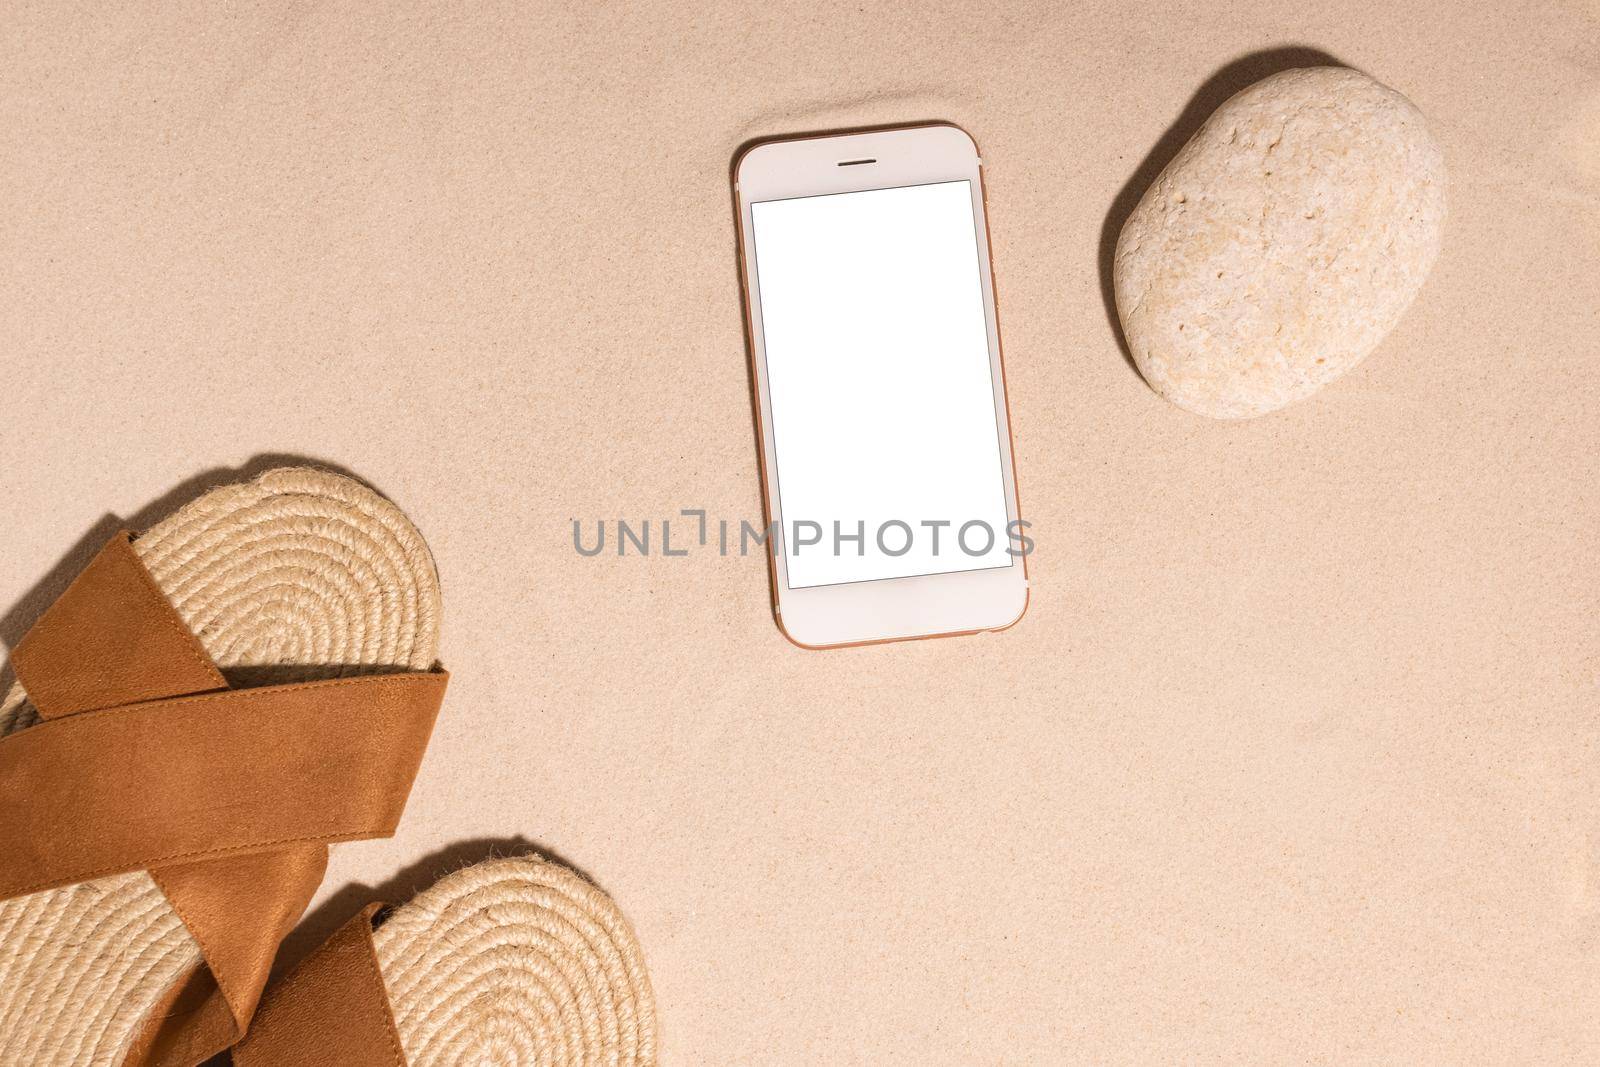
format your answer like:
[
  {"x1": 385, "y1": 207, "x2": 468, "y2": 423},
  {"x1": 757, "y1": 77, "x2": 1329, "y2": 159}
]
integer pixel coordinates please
[
  {"x1": 374, "y1": 856, "x2": 658, "y2": 1067},
  {"x1": 0, "y1": 467, "x2": 442, "y2": 1067}
]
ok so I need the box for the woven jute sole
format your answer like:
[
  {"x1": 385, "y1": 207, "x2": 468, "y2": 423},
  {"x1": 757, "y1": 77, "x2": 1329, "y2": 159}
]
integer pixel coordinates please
[
  {"x1": 372, "y1": 856, "x2": 657, "y2": 1067},
  {"x1": 0, "y1": 467, "x2": 442, "y2": 1067}
]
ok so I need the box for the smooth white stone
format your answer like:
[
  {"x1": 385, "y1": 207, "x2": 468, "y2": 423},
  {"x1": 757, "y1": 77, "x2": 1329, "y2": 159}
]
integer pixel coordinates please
[{"x1": 1115, "y1": 67, "x2": 1447, "y2": 418}]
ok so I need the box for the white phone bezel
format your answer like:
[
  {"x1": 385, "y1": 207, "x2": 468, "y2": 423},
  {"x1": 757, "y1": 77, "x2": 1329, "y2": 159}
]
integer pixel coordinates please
[{"x1": 734, "y1": 123, "x2": 1028, "y2": 649}]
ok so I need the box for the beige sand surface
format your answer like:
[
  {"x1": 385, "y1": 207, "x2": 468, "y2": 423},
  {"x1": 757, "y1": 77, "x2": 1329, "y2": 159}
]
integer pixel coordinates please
[{"x1": 3, "y1": 2, "x2": 1598, "y2": 1063}]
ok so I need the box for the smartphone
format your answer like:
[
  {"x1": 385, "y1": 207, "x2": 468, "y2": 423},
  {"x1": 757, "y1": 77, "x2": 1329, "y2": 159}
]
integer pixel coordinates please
[{"x1": 734, "y1": 123, "x2": 1028, "y2": 649}]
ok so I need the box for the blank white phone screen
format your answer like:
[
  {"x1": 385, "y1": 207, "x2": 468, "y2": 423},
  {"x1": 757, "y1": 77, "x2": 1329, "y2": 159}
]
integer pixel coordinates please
[{"x1": 749, "y1": 180, "x2": 1012, "y2": 589}]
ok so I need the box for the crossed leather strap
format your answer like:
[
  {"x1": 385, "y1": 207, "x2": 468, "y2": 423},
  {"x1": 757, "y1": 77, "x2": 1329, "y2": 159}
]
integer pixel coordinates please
[
  {"x1": 231, "y1": 903, "x2": 408, "y2": 1067},
  {"x1": 0, "y1": 532, "x2": 448, "y2": 1067}
]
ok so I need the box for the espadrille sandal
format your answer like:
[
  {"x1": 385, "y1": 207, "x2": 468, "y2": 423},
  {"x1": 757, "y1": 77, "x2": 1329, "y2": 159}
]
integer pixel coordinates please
[
  {"x1": 232, "y1": 855, "x2": 657, "y2": 1067},
  {"x1": 0, "y1": 468, "x2": 448, "y2": 1067}
]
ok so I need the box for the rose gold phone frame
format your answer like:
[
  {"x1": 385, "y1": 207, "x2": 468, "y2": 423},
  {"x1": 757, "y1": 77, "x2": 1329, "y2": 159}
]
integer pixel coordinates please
[{"x1": 732, "y1": 122, "x2": 1028, "y2": 650}]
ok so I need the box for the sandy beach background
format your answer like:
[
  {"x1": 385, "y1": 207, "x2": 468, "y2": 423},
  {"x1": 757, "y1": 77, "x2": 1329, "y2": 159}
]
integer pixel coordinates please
[{"x1": 3, "y1": 2, "x2": 1598, "y2": 1061}]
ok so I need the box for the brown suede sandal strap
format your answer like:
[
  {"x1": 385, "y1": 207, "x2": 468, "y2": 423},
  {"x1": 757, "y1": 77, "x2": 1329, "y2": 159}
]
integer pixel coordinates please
[
  {"x1": 0, "y1": 531, "x2": 446, "y2": 1067},
  {"x1": 231, "y1": 904, "x2": 409, "y2": 1067},
  {"x1": 0, "y1": 671, "x2": 449, "y2": 898},
  {"x1": 130, "y1": 845, "x2": 333, "y2": 1066},
  {"x1": 11, "y1": 532, "x2": 227, "y2": 717}
]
